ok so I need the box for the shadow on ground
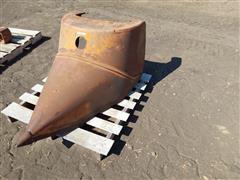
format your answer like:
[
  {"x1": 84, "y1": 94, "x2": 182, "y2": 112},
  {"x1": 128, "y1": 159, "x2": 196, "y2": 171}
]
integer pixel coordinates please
[
  {"x1": 0, "y1": 36, "x2": 51, "y2": 74},
  {"x1": 144, "y1": 57, "x2": 182, "y2": 85},
  {"x1": 108, "y1": 57, "x2": 182, "y2": 158}
]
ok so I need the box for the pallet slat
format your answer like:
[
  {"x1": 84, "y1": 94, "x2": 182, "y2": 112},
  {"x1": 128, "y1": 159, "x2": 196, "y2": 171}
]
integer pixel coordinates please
[
  {"x1": 1, "y1": 102, "x2": 32, "y2": 124},
  {"x1": 103, "y1": 108, "x2": 129, "y2": 121},
  {"x1": 118, "y1": 99, "x2": 136, "y2": 110},
  {"x1": 11, "y1": 35, "x2": 32, "y2": 47},
  {"x1": 128, "y1": 91, "x2": 142, "y2": 100},
  {"x1": 1, "y1": 102, "x2": 114, "y2": 156},
  {"x1": 31, "y1": 84, "x2": 43, "y2": 92},
  {"x1": 87, "y1": 117, "x2": 122, "y2": 135},
  {"x1": 9, "y1": 28, "x2": 42, "y2": 45},
  {"x1": 19, "y1": 92, "x2": 38, "y2": 105},
  {"x1": 9, "y1": 28, "x2": 40, "y2": 36},
  {"x1": 0, "y1": 43, "x2": 21, "y2": 53},
  {"x1": 62, "y1": 128, "x2": 114, "y2": 156},
  {"x1": 42, "y1": 77, "x2": 47, "y2": 82}
]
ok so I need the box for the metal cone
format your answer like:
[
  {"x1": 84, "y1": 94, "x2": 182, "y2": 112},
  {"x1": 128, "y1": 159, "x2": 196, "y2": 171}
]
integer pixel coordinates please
[{"x1": 17, "y1": 12, "x2": 145, "y2": 146}]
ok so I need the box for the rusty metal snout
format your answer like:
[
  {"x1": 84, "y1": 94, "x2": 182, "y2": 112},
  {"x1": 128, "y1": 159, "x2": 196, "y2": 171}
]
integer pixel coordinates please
[
  {"x1": 16, "y1": 12, "x2": 146, "y2": 147},
  {"x1": 0, "y1": 27, "x2": 12, "y2": 44}
]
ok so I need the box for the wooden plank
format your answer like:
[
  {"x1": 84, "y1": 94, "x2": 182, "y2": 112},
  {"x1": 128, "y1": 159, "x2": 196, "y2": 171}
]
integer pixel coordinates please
[
  {"x1": 11, "y1": 35, "x2": 32, "y2": 47},
  {"x1": 0, "y1": 49, "x2": 22, "y2": 64},
  {"x1": 0, "y1": 43, "x2": 20, "y2": 53},
  {"x1": 1, "y1": 102, "x2": 114, "y2": 156},
  {"x1": 118, "y1": 99, "x2": 136, "y2": 110},
  {"x1": 19, "y1": 92, "x2": 38, "y2": 105},
  {"x1": 0, "y1": 43, "x2": 23, "y2": 63},
  {"x1": 9, "y1": 28, "x2": 40, "y2": 36},
  {"x1": 1, "y1": 102, "x2": 31, "y2": 124},
  {"x1": 61, "y1": 128, "x2": 114, "y2": 156},
  {"x1": 9, "y1": 28, "x2": 42, "y2": 45},
  {"x1": 31, "y1": 84, "x2": 43, "y2": 92},
  {"x1": 103, "y1": 108, "x2": 129, "y2": 121},
  {"x1": 42, "y1": 77, "x2": 47, "y2": 83},
  {"x1": 87, "y1": 117, "x2": 122, "y2": 135},
  {"x1": 128, "y1": 91, "x2": 142, "y2": 100}
]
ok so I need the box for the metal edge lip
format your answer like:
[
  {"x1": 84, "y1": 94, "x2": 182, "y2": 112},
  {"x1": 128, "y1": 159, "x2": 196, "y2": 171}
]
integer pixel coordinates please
[{"x1": 62, "y1": 12, "x2": 145, "y2": 33}]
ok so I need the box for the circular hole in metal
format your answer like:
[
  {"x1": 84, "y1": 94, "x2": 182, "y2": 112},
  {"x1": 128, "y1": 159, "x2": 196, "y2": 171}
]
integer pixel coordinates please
[{"x1": 75, "y1": 36, "x2": 86, "y2": 49}]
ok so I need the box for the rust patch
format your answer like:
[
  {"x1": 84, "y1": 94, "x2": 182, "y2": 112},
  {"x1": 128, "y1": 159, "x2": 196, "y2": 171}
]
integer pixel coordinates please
[{"x1": 0, "y1": 27, "x2": 12, "y2": 44}]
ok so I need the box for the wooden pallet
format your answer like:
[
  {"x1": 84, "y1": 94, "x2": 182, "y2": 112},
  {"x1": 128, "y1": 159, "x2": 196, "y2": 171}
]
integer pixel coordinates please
[
  {"x1": 1, "y1": 73, "x2": 152, "y2": 159},
  {"x1": 0, "y1": 27, "x2": 42, "y2": 64}
]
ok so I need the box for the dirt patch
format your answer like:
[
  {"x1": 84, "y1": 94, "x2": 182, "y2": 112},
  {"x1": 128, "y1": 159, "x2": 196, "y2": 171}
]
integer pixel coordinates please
[{"x1": 0, "y1": 0, "x2": 239, "y2": 179}]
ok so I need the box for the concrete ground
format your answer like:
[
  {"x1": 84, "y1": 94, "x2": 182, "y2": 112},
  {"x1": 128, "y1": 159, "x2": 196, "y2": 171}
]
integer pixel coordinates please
[{"x1": 0, "y1": 0, "x2": 239, "y2": 179}]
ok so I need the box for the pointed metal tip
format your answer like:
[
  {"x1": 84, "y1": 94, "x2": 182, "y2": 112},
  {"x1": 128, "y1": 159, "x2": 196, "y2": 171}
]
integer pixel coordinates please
[{"x1": 16, "y1": 130, "x2": 33, "y2": 147}]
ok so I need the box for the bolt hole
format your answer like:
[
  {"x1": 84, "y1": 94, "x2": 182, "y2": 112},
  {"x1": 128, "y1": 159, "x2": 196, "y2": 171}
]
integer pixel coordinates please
[{"x1": 75, "y1": 36, "x2": 86, "y2": 49}]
